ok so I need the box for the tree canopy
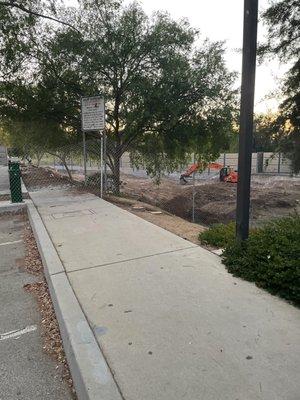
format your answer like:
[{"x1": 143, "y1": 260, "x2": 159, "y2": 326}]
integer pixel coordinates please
[
  {"x1": 259, "y1": 0, "x2": 300, "y2": 172},
  {"x1": 0, "y1": 0, "x2": 237, "y2": 189},
  {"x1": 0, "y1": 0, "x2": 77, "y2": 30}
]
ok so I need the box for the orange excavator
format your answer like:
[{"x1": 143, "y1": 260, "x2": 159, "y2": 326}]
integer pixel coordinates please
[{"x1": 180, "y1": 162, "x2": 238, "y2": 184}]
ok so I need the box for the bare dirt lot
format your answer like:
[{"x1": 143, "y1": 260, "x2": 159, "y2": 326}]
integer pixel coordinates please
[
  {"x1": 121, "y1": 173, "x2": 300, "y2": 226},
  {"x1": 22, "y1": 165, "x2": 73, "y2": 189},
  {"x1": 22, "y1": 165, "x2": 300, "y2": 229}
]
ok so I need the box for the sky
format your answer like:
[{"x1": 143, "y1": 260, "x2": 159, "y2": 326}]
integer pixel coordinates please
[{"x1": 65, "y1": 0, "x2": 288, "y2": 113}]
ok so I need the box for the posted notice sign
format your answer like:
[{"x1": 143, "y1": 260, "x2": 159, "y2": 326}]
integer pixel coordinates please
[{"x1": 81, "y1": 96, "x2": 105, "y2": 131}]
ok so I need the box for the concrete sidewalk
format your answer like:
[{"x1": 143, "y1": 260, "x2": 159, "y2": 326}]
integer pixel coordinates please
[
  {"x1": 30, "y1": 188, "x2": 300, "y2": 400},
  {"x1": 0, "y1": 145, "x2": 7, "y2": 166},
  {"x1": 0, "y1": 165, "x2": 10, "y2": 195},
  {"x1": 0, "y1": 164, "x2": 27, "y2": 197}
]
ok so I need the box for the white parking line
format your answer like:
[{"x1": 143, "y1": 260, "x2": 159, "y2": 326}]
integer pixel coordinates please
[
  {"x1": 0, "y1": 239, "x2": 22, "y2": 247},
  {"x1": 0, "y1": 325, "x2": 37, "y2": 341}
]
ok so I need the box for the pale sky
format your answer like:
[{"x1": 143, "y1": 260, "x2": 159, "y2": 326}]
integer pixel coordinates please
[{"x1": 65, "y1": 0, "x2": 288, "y2": 113}]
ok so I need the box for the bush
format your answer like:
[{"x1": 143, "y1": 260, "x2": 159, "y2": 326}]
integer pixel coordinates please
[
  {"x1": 199, "y1": 221, "x2": 236, "y2": 248},
  {"x1": 223, "y1": 216, "x2": 300, "y2": 305}
]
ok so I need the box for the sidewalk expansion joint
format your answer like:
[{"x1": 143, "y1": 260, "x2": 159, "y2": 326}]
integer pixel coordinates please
[
  {"x1": 67, "y1": 245, "x2": 198, "y2": 274},
  {"x1": 50, "y1": 270, "x2": 65, "y2": 277}
]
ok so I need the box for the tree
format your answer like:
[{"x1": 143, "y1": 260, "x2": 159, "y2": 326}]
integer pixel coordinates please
[
  {"x1": 253, "y1": 112, "x2": 278, "y2": 152},
  {"x1": 226, "y1": 113, "x2": 278, "y2": 153},
  {"x1": 1, "y1": 0, "x2": 237, "y2": 192},
  {"x1": 0, "y1": 1, "x2": 78, "y2": 30},
  {"x1": 0, "y1": 79, "x2": 81, "y2": 177},
  {"x1": 68, "y1": 1, "x2": 237, "y2": 191},
  {"x1": 259, "y1": 0, "x2": 300, "y2": 172},
  {"x1": 0, "y1": 0, "x2": 78, "y2": 82}
]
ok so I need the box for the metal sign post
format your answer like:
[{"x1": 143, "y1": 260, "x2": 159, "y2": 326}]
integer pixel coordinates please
[
  {"x1": 81, "y1": 96, "x2": 105, "y2": 192},
  {"x1": 236, "y1": 0, "x2": 258, "y2": 241},
  {"x1": 83, "y1": 131, "x2": 87, "y2": 184},
  {"x1": 100, "y1": 134, "x2": 104, "y2": 198}
]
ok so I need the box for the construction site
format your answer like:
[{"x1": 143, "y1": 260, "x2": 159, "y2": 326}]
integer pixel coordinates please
[
  {"x1": 20, "y1": 148, "x2": 300, "y2": 230},
  {"x1": 120, "y1": 172, "x2": 300, "y2": 226}
]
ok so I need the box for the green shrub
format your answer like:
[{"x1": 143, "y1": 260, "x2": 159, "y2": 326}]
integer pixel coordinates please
[
  {"x1": 199, "y1": 221, "x2": 236, "y2": 248},
  {"x1": 223, "y1": 216, "x2": 300, "y2": 305}
]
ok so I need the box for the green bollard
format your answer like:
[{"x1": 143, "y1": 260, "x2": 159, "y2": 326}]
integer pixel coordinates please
[{"x1": 8, "y1": 160, "x2": 23, "y2": 203}]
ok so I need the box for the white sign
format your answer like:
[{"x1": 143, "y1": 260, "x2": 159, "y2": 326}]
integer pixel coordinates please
[{"x1": 81, "y1": 96, "x2": 105, "y2": 131}]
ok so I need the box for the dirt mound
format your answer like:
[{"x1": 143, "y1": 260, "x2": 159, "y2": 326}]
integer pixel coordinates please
[
  {"x1": 196, "y1": 201, "x2": 236, "y2": 225},
  {"x1": 22, "y1": 165, "x2": 71, "y2": 189},
  {"x1": 122, "y1": 174, "x2": 300, "y2": 226}
]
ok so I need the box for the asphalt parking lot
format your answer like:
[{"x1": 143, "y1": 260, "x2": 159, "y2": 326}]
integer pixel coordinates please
[{"x1": 0, "y1": 212, "x2": 72, "y2": 400}]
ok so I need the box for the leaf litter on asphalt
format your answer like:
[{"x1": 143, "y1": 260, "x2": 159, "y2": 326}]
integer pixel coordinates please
[{"x1": 22, "y1": 223, "x2": 76, "y2": 399}]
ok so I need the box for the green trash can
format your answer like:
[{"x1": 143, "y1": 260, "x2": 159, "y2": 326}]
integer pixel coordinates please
[{"x1": 8, "y1": 160, "x2": 23, "y2": 203}]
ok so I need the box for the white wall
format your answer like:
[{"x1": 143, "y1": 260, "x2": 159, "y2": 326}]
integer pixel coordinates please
[{"x1": 214, "y1": 152, "x2": 292, "y2": 174}]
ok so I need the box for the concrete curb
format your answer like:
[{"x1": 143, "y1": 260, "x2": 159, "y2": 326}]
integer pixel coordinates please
[
  {"x1": 27, "y1": 203, "x2": 64, "y2": 277},
  {"x1": 0, "y1": 200, "x2": 27, "y2": 215},
  {"x1": 26, "y1": 201, "x2": 123, "y2": 400}
]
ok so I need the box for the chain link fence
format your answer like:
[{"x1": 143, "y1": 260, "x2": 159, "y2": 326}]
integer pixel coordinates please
[{"x1": 14, "y1": 140, "x2": 299, "y2": 228}]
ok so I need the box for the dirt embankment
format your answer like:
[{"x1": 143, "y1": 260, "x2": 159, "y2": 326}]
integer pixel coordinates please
[
  {"x1": 121, "y1": 173, "x2": 300, "y2": 226},
  {"x1": 21, "y1": 165, "x2": 73, "y2": 189}
]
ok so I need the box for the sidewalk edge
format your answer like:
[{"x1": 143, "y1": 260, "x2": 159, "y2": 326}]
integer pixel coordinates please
[{"x1": 26, "y1": 201, "x2": 123, "y2": 400}]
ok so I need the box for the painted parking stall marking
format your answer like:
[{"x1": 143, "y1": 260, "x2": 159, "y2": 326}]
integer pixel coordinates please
[{"x1": 0, "y1": 325, "x2": 37, "y2": 341}]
